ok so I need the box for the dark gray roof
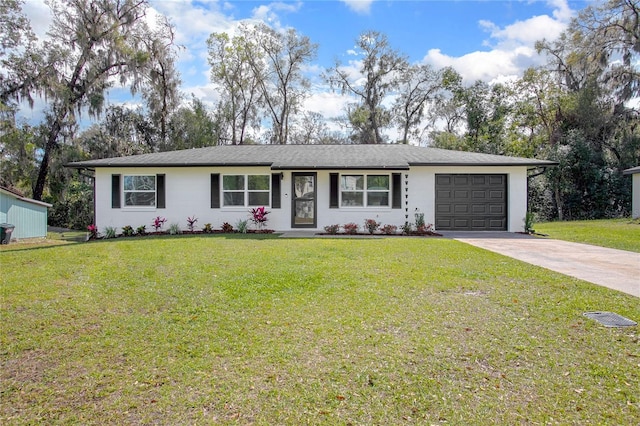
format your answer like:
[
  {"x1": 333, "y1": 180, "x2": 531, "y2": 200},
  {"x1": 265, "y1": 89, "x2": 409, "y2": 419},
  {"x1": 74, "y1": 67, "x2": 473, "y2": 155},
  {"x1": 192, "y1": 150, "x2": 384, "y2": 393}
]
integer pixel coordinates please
[
  {"x1": 623, "y1": 166, "x2": 640, "y2": 175},
  {"x1": 66, "y1": 144, "x2": 558, "y2": 170}
]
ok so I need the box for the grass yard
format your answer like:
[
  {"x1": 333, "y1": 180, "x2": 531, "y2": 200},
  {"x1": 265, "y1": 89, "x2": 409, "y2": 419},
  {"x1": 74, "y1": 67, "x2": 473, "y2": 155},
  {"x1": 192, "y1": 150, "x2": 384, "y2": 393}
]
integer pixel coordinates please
[
  {"x1": 535, "y1": 218, "x2": 640, "y2": 253},
  {"x1": 1, "y1": 235, "x2": 639, "y2": 425}
]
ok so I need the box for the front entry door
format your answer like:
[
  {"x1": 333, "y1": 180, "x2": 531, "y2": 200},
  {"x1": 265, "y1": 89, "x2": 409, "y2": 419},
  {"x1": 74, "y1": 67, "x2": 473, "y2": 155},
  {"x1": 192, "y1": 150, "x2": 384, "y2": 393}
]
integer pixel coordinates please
[{"x1": 292, "y1": 172, "x2": 317, "y2": 228}]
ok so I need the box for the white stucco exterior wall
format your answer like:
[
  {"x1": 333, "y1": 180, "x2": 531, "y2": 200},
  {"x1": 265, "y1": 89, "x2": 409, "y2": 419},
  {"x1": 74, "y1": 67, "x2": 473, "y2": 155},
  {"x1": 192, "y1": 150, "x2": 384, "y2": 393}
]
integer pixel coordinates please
[{"x1": 94, "y1": 165, "x2": 530, "y2": 234}]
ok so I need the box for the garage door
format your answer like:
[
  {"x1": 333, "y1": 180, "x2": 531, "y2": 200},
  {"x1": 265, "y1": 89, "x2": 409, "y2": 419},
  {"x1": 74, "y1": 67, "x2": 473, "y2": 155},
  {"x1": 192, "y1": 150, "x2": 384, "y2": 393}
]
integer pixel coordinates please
[{"x1": 435, "y1": 174, "x2": 507, "y2": 231}]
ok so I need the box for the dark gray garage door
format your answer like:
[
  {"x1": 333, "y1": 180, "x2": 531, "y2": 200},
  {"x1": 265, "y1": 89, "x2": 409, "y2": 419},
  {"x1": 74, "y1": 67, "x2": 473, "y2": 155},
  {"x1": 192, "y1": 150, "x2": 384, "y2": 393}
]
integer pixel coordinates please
[{"x1": 435, "y1": 174, "x2": 507, "y2": 231}]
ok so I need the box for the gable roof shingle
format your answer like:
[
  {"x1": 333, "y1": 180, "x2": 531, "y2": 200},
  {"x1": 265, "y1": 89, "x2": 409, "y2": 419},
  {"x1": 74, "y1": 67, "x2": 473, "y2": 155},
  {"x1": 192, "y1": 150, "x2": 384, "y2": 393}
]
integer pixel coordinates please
[{"x1": 66, "y1": 144, "x2": 557, "y2": 170}]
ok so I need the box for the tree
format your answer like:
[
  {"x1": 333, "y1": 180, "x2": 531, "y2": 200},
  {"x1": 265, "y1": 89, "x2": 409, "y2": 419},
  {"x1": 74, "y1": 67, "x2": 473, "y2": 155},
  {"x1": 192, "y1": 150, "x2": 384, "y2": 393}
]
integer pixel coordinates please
[
  {"x1": 1, "y1": 0, "x2": 180, "y2": 200},
  {"x1": 570, "y1": 0, "x2": 639, "y2": 105},
  {"x1": 0, "y1": 0, "x2": 39, "y2": 106},
  {"x1": 430, "y1": 76, "x2": 513, "y2": 155},
  {"x1": 167, "y1": 96, "x2": 222, "y2": 150},
  {"x1": 325, "y1": 31, "x2": 408, "y2": 144},
  {"x1": 423, "y1": 67, "x2": 465, "y2": 146},
  {"x1": 77, "y1": 105, "x2": 156, "y2": 159},
  {"x1": 393, "y1": 64, "x2": 445, "y2": 144},
  {"x1": 291, "y1": 111, "x2": 333, "y2": 144},
  {"x1": 141, "y1": 16, "x2": 182, "y2": 148},
  {"x1": 247, "y1": 24, "x2": 317, "y2": 144},
  {"x1": 534, "y1": 0, "x2": 640, "y2": 220},
  {"x1": 0, "y1": 113, "x2": 39, "y2": 192},
  {"x1": 207, "y1": 28, "x2": 263, "y2": 145}
]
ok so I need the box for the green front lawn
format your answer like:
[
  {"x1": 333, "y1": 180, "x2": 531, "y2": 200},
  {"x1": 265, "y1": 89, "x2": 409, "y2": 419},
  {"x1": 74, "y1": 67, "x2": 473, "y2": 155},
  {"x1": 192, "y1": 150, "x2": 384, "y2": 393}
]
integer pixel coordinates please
[
  {"x1": 535, "y1": 218, "x2": 640, "y2": 252},
  {"x1": 1, "y1": 236, "x2": 638, "y2": 424}
]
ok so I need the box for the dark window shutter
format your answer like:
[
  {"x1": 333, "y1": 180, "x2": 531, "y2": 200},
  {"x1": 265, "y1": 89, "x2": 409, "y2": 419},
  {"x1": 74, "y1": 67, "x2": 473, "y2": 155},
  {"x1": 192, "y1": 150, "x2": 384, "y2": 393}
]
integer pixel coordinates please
[
  {"x1": 329, "y1": 173, "x2": 339, "y2": 208},
  {"x1": 271, "y1": 174, "x2": 281, "y2": 208},
  {"x1": 111, "y1": 174, "x2": 121, "y2": 208},
  {"x1": 156, "y1": 174, "x2": 166, "y2": 209},
  {"x1": 211, "y1": 174, "x2": 220, "y2": 208},
  {"x1": 392, "y1": 173, "x2": 401, "y2": 209}
]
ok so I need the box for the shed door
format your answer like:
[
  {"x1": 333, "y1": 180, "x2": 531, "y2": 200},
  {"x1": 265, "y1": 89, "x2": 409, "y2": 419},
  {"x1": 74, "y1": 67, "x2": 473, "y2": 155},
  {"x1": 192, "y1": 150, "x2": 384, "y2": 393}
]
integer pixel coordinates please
[{"x1": 435, "y1": 174, "x2": 507, "y2": 231}]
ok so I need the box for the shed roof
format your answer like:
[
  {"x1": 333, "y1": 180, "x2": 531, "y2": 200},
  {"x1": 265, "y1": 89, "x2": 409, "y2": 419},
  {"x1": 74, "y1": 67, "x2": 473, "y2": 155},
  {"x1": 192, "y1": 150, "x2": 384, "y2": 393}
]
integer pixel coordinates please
[
  {"x1": 0, "y1": 186, "x2": 52, "y2": 208},
  {"x1": 623, "y1": 166, "x2": 640, "y2": 175},
  {"x1": 66, "y1": 144, "x2": 557, "y2": 170}
]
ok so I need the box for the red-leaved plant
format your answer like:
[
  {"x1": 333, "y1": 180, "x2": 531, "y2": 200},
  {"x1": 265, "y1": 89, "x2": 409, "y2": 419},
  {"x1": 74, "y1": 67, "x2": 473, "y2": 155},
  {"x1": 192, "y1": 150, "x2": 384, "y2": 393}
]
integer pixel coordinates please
[
  {"x1": 249, "y1": 206, "x2": 270, "y2": 231},
  {"x1": 87, "y1": 224, "x2": 98, "y2": 239},
  {"x1": 152, "y1": 216, "x2": 167, "y2": 232},
  {"x1": 186, "y1": 216, "x2": 198, "y2": 232},
  {"x1": 343, "y1": 222, "x2": 359, "y2": 234},
  {"x1": 364, "y1": 219, "x2": 380, "y2": 234}
]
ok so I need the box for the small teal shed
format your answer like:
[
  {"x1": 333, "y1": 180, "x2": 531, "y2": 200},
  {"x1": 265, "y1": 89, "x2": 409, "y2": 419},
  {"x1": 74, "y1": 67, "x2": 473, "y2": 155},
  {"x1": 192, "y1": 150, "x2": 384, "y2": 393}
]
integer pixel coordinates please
[{"x1": 0, "y1": 186, "x2": 52, "y2": 240}]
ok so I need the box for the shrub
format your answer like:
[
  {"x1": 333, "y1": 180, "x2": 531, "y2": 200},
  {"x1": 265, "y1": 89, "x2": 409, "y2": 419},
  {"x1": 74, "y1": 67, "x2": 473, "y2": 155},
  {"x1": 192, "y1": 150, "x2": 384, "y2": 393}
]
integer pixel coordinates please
[
  {"x1": 103, "y1": 226, "x2": 117, "y2": 239},
  {"x1": 202, "y1": 223, "x2": 213, "y2": 233},
  {"x1": 186, "y1": 216, "x2": 198, "y2": 232},
  {"x1": 524, "y1": 212, "x2": 535, "y2": 233},
  {"x1": 87, "y1": 224, "x2": 98, "y2": 240},
  {"x1": 152, "y1": 216, "x2": 166, "y2": 232},
  {"x1": 236, "y1": 219, "x2": 249, "y2": 234},
  {"x1": 221, "y1": 222, "x2": 234, "y2": 233},
  {"x1": 324, "y1": 224, "x2": 340, "y2": 234},
  {"x1": 381, "y1": 224, "x2": 398, "y2": 235},
  {"x1": 249, "y1": 206, "x2": 269, "y2": 230},
  {"x1": 136, "y1": 225, "x2": 147, "y2": 236},
  {"x1": 121, "y1": 225, "x2": 134, "y2": 237},
  {"x1": 168, "y1": 223, "x2": 182, "y2": 235},
  {"x1": 414, "y1": 211, "x2": 425, "y2": 229},
  {"x1": 364, "y1": 219, "x2": 380, "y2": 234},
  {"x1": 343, "y1": 222, "x2": 359, "y2": 234},
  {"x1": 400, "y1": 222, "x2": 413, "y2": 235},
  {"x1": 416, "y1": 223, "x2": 435, "y2": 235}
]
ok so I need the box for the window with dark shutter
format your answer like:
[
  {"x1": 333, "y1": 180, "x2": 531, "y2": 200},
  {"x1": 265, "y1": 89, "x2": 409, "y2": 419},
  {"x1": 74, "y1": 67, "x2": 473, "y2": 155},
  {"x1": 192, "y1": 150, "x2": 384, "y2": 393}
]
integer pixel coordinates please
[
  {"x1": 271, "y1": 174, "x2": 281, "y2": 208},
  {"x1": 329, "y1": 173, "x2": 339, "y2": 208},
  {"x1": 111, "y1": 174, "x2": 121, "y2": 208},
  {"x1": 156, "y1": 174, "x2": 166, "y2": 209},
  {"x1": 392, "y1": 173, "x2": 401, "y2": 209},
  {"x1": 211, "y1": 174, "x2": 220, "y2": 208}
]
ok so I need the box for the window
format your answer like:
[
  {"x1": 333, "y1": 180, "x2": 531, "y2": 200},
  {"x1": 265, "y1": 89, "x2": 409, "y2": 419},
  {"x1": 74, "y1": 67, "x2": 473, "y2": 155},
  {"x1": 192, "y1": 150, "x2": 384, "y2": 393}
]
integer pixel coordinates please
[
  {"x1": 340, "y1": 174, "x2": 389, "y2": 207},
  {"x1": 123, "y1": 175, "x2": 156, "y2": 207},
  {"x1": 222, "y1": 174, "x2": 270, "y2": 207}
]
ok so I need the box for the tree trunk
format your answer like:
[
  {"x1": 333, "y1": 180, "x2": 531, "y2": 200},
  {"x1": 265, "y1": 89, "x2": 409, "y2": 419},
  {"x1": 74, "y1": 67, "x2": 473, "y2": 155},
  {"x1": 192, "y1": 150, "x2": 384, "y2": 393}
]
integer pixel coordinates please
[
  {"x1": 554, "y1": 186, "x2": 564, "y2": 221},
  {"x1": 33, "y1": 118, "x2": 63, "y2": 201}
]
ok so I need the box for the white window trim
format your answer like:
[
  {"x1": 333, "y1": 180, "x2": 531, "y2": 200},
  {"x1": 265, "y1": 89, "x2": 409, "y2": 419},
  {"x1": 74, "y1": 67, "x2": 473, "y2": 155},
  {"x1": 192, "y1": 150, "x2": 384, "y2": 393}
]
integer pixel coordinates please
[
  {"x1": 222, "y1": 174, "x2": 271, "y2": 207},
  {"x1": 123, "y1": 174, "x2": 156, "y2": 208},
  {"x1": 340, "y1": 173, "x2": 391, "y2": 208}
]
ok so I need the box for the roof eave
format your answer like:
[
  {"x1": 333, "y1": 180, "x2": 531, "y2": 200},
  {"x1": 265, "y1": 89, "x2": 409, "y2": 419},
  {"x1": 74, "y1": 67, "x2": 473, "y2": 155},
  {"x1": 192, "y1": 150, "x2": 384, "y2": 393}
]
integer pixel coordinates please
[
  {"x1": 409, "y1": 161, "x2": 559, "y2": 167},
  {"x1": 66, "y1": 162, "x2": 274, "y2": 168},
  {"x1": 271, "y1": 165, "x2": 411, "y2": 170}
]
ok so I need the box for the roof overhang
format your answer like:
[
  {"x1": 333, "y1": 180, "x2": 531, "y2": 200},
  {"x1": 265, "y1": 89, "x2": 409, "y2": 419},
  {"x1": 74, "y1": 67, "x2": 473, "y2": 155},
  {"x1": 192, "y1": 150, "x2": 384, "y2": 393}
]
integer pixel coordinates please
[{"x1": 0, "y1": 187, "x2": 53, "y2": 208}]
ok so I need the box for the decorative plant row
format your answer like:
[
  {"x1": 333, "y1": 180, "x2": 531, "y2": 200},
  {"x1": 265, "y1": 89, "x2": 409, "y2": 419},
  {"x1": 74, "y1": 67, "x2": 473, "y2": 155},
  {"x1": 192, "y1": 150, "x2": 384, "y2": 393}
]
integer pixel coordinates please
[
  {"x1": 322, "y1": 218, "x2": 441, "y2": 236},
  {"x1": 87, "y1": 208, "x2": 274, "y2": 240}
]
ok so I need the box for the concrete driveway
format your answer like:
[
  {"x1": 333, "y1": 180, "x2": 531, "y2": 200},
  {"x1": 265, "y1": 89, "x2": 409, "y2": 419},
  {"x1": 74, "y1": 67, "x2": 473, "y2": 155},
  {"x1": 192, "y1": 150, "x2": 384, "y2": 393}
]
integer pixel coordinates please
[{"x1": 441, "y1": 232, "x2": 640, "y2": 298}]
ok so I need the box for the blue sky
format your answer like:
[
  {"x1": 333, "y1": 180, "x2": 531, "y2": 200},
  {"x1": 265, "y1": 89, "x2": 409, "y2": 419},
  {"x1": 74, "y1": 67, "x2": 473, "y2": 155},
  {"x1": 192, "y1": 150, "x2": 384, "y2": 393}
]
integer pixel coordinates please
[{"x1": 21, "y1": 0, "x2": 588, "y2": 135}]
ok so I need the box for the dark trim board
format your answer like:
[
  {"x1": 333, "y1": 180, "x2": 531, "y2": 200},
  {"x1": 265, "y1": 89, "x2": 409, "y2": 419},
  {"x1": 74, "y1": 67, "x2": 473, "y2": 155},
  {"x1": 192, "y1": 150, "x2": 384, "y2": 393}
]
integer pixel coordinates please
[{"x1": 435, "y1": 174, "x2": 508, "y2": 231}]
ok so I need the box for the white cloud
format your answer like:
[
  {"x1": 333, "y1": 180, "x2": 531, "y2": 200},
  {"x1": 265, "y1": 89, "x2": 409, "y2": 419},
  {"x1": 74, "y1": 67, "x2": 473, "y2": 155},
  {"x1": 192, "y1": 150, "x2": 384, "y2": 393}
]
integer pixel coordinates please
[
  {"x1": 304, "y1": 91, "x2": 351, "y2": 119},
  {"x1": 548, "y1": 0, "x2": 574, "y2": 22},
  {"x1": 22, "y1": 0, "x2": 52, "y2": 39},
  {"x1": 479, "y1": 13, "x2": 568, "y2": 49},
  {"x1": 252, "y1": 1, "x2": 302, "y2": 24},
  {"x1": 340, "y1": 0, "x2": 374, "y2": 15},
  {"x1": 151, "y1": 1, "x2": 234, "y2": 47},
  {"x1": 423, "y1": 0, "x2": 575, "y2": 84}
]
